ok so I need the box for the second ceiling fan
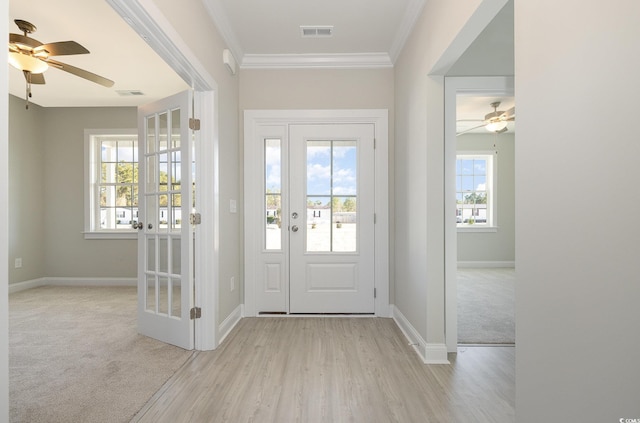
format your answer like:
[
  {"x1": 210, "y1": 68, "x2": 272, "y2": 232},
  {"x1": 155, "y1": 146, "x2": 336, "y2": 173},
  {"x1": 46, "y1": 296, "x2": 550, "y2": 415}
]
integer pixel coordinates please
[{"x1": 457, "y1": 101, "x2": 515, "y2": 136}]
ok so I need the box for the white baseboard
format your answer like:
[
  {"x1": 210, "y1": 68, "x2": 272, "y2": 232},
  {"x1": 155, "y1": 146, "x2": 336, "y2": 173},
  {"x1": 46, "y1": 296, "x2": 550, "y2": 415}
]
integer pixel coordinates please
[
  {"x1": 218, "y1": 304, "x2": 242, "y2": 346},
  {"x1": 9, "y1": 277, "x2": 136, "y2": 293},
  {"x1": 391, "y1": 305, "x2": 450, "y2": 364},
  {"x1": 9, "y1": 278, "x2": 48, "y2": 293},
  {"x1": 457, "y1": 261, "x2": 515, "y2": 268}
]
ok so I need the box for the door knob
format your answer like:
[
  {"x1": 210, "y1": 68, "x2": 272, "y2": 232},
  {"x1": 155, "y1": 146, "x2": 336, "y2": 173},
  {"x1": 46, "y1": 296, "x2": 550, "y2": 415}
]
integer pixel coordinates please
[
  {"x1": 292, "y1": 212, "x2": 298, "y2": 219},
  {"x1": 291, "y1": 225, "x2": 299, "y2": 232},
  {"x1": 133, "y1": 222, "x2": 143, "y2": 230}
]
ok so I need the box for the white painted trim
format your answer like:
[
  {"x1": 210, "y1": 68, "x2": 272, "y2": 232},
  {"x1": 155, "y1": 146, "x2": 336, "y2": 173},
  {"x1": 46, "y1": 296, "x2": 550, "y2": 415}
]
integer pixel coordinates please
[
  {"x1": 9, "y1": 277, "x2": 137, "y2": 294},
  {"x1": 444, "y1": 76, "x2": 515, "y2": 353},
  {"x1": 8, "y1": 278, "x2": 48, "y2": 294},
  {"x1": 388, "y1": 0, "x2": 427, "y2": 63},
  {"x1": 392, "y1": 305, "x2": 450, "y2": 364},
  {"x1": 243, "y1": 110, "x2": 389, "y2": 317},
  {"x1": 429, "y1": 0, "x2": 510, "y2": 75},
  {"x1": 107, "y1": 0, "x2": 219, "y2": 351},
  {"x1": 457, "y1": 261, "x2": 515, "y2": 268},
  {"x1": 201, "y1": 0, "x2": 245, "y2": 66},
  {"x1": 240, "y1": 53, "x2": 393, "y2": 70},
  {"x1": 217, "y1": 304, "x2": 242, "y2": 346}
]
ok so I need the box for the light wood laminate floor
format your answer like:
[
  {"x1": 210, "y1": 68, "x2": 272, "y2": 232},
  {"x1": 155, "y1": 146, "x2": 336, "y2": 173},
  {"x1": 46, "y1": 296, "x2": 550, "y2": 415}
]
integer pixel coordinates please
[{"x1": 133, "y1": 318, "x2": 514, "y2": 423}]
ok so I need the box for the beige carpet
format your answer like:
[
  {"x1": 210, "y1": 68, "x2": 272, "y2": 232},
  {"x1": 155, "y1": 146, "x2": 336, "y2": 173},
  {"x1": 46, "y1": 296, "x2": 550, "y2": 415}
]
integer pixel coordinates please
[
  {"x1": 457, "y1": 268, "x2": 515, "y2": 344},
  {"x1": 9, "y1": 285, "x2": 194, "y2": 423}
]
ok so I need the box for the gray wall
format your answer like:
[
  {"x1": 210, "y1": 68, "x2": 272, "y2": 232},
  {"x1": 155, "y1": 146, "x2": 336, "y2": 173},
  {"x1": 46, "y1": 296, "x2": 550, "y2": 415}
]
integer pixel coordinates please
[
  {"x1": 515, "y1": 1, "x2": 640, "y2": 421},
  {"x1": 456, "y1": 132, "x2": 515, "y2": 263},
  {"x1": 9, "y1": 96, "x2": 46, "y2": 284},
  {"x1": 8, "y1": 96, "x2": 137, "y2": 283}
]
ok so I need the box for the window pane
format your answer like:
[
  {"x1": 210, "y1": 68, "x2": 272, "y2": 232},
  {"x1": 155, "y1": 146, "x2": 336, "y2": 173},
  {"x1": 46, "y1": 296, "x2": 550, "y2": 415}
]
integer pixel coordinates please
[
  {"x1": 146, "y1": 274, "x2": 156, "y2": 312},
  {"x1": 307, "y1": 141, "x2": 331, "y2": 195},
  {"x1": 146, "y1": 116, "x2": 156, "y2": 154},
  {"x1": 171, "y1": 237, "x2": 181, "y2": 275},
  {"x1": 117, "y1": 140, "x2": 134, "y2": 162},
  {"x1": 265, "y1": 194, "x2": 281, "y2": 250},
  {"x1": 307, "y1": 196, "x2": 331, "y2": 252},
  {"x1": 158, "y1": 276, "x2": 169, "y2": 315},
  {"x1": 332, "y1": 141, "x2": 357, "y2": 196},
  {"x1": 460, "y1": 159, "x2": 474, "y2": 175},
  {"x1": 159, "y1": 112, "x2": 168, "y2": 151},
  {"x1": 171, "y1": 278, "x2": 181, "y2": 317},
  {"x1": 333, "y1": 196, "x2": 356, "y2": 252},
  {"x1": 101, "y1": 163, "x2": 116, "y2": 183},
  {"x1": 147, "y1": 237, "x2": 156, "y2": 272},
  {"x1": 101, "y1": 140, "x2": 117, "y2": 162},
  {"x1": 171, "y1": 108, "x2": 180, "y2": 149},
  {"x1": 159, "y1": 236, "x2": 168, "y2": 273},
  {"x1": 265, "y1": 139, "x2": 282, "y2": 250}
]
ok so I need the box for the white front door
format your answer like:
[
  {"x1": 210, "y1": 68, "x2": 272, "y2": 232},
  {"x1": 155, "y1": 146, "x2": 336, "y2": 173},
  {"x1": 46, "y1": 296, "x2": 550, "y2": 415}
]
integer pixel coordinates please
[
  {"x1": 248, "y1": 122, "x2": 376, "y2": 314},
  {"x1": 137, "y1": 91, "x2": 195, "y2": 349},
  {"x1": 289, "y1": 124, "x2": 375, "y2": 313}
]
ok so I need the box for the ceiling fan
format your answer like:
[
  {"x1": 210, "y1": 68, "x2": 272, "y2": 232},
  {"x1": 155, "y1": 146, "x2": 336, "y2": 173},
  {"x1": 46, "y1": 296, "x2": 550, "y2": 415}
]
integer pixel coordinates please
[
  {"x1": 456, "y1": 101, "x2": 515, "y2": 136},
  {"x1": 8, "y1": 19, "x2": 114, "y2": 108}
]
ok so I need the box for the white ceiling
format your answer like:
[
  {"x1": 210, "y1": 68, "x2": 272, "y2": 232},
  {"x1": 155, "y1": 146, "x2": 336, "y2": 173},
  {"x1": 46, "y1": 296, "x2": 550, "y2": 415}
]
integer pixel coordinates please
[
  {"x1": 8, "y1": 0, "x2": 188, "y2": 107},
  {"x1": 8, "y1": 0, "x2": 514, "y2": 126}
]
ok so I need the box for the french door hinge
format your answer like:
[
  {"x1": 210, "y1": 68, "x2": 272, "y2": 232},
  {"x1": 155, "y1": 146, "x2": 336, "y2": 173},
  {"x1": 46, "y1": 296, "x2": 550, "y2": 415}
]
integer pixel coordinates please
[
  {"x1": 189, "y1": 118, "x2": 201, "y2": 131},
  {"x1": 189, "y1": 212, "x2": 202, "y2": 225},
  {"x1": 190, "y1": 307, "x2": 202, "y2": 319}
]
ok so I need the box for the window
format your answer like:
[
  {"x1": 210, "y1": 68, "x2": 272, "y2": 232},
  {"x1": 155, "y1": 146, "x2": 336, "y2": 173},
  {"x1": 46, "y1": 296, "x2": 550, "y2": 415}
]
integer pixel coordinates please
[
  {"x1": 85, "y1": 130, "x2": 138, "y2": 238},
  {"x1": 456, "y1": 153, "x2": 495, "y2": 229}
]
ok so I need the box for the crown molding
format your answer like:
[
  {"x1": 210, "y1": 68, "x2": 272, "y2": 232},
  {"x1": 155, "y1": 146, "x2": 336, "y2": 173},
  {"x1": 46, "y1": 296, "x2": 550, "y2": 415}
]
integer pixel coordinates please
[
  {"x1": 202, "y1": 0, "x2": 244, "y2": 65},
  {"x1": 240, "y1": 53, "x2": 393, "y2": 70},
  {"x1": 389, "y1": 0, "x2": 426, "y2": 63}
]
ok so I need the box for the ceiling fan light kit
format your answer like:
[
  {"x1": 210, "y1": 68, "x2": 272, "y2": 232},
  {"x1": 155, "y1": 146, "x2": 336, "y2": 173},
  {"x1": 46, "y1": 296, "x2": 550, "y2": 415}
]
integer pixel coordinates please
[
  {"x1": 8, "y1": 19, "x2": 114, "y2": 109},
  {"x1": 8, "y1": 52, "x2": 48, "y2": 73},
  {"x1": 456, "y1": 101, "x2": 515, "y2": 136}
]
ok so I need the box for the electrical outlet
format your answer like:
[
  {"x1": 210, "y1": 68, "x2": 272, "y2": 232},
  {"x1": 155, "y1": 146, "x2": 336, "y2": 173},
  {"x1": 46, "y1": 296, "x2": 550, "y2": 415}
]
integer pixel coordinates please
[
  {"x1": 15, "y1": 258, "x2": 22, "y2": 268},
  {"x1": 230, "y1": 276, "x2": 235, "y2": 292}
]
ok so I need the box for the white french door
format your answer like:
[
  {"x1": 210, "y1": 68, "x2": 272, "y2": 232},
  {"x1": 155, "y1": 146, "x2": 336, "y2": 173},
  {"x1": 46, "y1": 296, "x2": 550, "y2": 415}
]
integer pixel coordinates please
[
  {"x1": 249, "y1": 122, "x2": 376, "y2": 314},
  {"x1": 137, "y1": 91, "x2": 195, "y2": 349}
]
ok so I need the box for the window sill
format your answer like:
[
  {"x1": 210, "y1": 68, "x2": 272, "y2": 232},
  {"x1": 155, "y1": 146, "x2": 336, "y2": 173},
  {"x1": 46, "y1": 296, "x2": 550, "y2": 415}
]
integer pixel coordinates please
[
  {"x1": 83, "y1": 231, "x2": 138, "y2": 240},
  {"x1": 457, "y1": 226, "x2": 498, "y2": 233}
]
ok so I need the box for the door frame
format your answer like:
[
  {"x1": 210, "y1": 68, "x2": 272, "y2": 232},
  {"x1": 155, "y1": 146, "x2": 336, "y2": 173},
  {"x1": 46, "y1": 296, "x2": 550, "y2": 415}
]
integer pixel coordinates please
[
  {"x1": 107, "y1": 0, "x2": 219, "y2": 350},
  {"x1": 444, "y1": 76, "x2": 514, "y2": 352},
  {"x1": 244, "y1": 109, "x2": 390, "y2": 317}
]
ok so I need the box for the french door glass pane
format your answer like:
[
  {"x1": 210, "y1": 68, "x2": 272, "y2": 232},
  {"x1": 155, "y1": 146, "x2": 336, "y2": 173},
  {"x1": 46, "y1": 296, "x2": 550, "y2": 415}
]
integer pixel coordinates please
[
  {"x1": 171, "y1": 278, "x2": 181, "y2": 317},
  {"x1": 146, "y1": 116, "x2": 156, "y2": 154},
  {"x1": 146, "y1": 274, "x2": 155, "y2": 312},
  {"x1": 158, "y1": 276, "x2": 169, "y2": 315},
  {"x1": 171, "y1": 108, "x2": 180, "y2": 149},
  {"x1": 159, "y1": 112, "x2": 168, "y2": 151},
  {"x1": 159, "y1": 236, "x2": 168, "y2": 274},
  {"x1": 147, "y1": 237, "x2": 156, "y2": 272}
]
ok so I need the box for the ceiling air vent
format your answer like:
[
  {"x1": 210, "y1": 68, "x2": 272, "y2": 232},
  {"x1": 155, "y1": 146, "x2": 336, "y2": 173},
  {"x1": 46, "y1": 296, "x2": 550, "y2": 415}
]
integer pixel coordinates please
[
  {"x1": 300, "y1": 26, "x2": 333, "y2": 38},
  {"x1": 116, "y1": 90, "x2": 145, "y2": 96}
]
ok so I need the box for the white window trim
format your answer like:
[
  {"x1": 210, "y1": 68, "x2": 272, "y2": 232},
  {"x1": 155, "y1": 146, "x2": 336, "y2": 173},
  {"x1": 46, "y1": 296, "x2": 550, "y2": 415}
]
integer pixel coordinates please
[
  {"x1": 456, "y1": 151, "x2": 497, "y2": 232},
  {"x1": 83, "y1": 128, "x2": 138, "y2": 239}
]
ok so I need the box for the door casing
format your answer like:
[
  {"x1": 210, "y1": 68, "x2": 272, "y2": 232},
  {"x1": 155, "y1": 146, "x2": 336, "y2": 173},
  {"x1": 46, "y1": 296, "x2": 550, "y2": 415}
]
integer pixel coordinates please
[{"x1": 244, "y1": 109, "x2": 390, "y2": 317}]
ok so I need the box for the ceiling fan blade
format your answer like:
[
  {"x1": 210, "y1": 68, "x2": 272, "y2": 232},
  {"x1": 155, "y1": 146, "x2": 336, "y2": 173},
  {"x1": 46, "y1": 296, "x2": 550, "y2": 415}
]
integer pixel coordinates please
[
  {"x1": 36, "y1": 41, "x2": 89, "y2": 56},
  {"x1": 23, "y1": 71, "x2": 46, "y2": 84},
  {"x1": 456, "y1": 123, "x2": 487, "y2": 136},
  {"x1": 9, "y1": 33, "x2": 42, "y2": 49},
  {"x1": 46, "y1": 58, "x2": 114, "y2": 87},
  {"x1": 501, "y1": 106, "x2": 515, "y2": 121}
]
